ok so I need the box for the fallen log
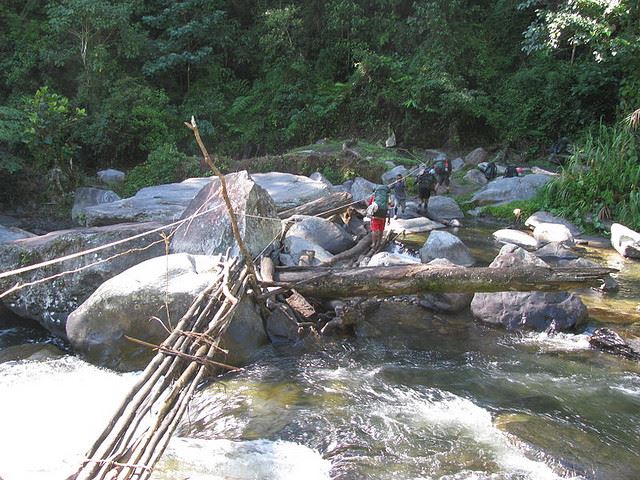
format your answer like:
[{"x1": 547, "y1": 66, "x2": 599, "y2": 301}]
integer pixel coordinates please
[
  {"x1": 268, "y1": 264, "x2": 616, "y2": 298},
  {"x1": 278, "y1": 191, "x2": 355, "y2": 219}
]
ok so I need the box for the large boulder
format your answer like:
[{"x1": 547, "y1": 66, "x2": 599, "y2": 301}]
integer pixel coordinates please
[
  {"x1": 525, "y1": 211, "x2": 582, "y2": 237},
  {"x1": 451, "y1": 157, "x2": 465, "y2": 172},
  {"x1": 72, "y1": 187, "x2": 121, "y2": 224},
  {"x1": 464, "y1": 148, "x2": 489, "y2": 166},
  {"x1": 610, "y1": 223, "x2": 640, "y2": 259},
  {"x1": 170, "y1": 171, "x2": 281, "y2": 258},
  {"x1": 350, "y1": 177, "x2": 380, "y2": 203},
  {"x1": 0, "y1": 222, "x2": 167, "y2": 337},
  {"x1": 492, "y1": 229, "x2": 539, "y2": 249},
  {"x1": 83, "y1": 177, "x2": 212, "y2": 226},
  {"x1": 471, "y1": 174, "x2": 554, "y2": 206},
  {"x1": 532, "y1": 223, "x2": 574, "y2": 246},
  {"x1": 388, "y1": 217, "x2": 445, "y2": 234},
  {"x1": 0, "y1": 225, "x2": 35, "y2": 244},
  {"x1": 419, "y1": 231, "x2": 475, "y2": 266},
  {"x1": 418, "y1": 259, "x2": 473, "y2": 313},
  {"x1": 251, "y1": 172, "x2": 331, "y2": 210},
  {"x1": 471, "y1": 244, "x2": 588, "y2": 331},
  {"x1": 381, "y1": 165, "x2": 408, "y2": 185},
  {"x1": 97, "y1": 169, "x2": 125, "y2": 185},
  {"x1": 282, "y1": 236, "x2": 334, "y2": 266},
  {"x1": 463, "y1": 169, "x2": 488, "y2": 186},
  {"x1": 427, "y1": 196, "x2": 464, "y2": 220},
  {"x1": 285, "y1": 215, "x2": 355, "y2": 254},
  {"x1": 66, "y1": 253, "x2": 268, "y2": 371}
]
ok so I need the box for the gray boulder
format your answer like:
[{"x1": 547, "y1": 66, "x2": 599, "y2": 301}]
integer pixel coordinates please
[
  {"x1": 388, "y1": 217, "x2": 445, "y2": 234},
  {"x1": 533, "y1": 223, "x2": 574, "y2": 246},
  {"x1": 170, "y1": 171, "x2": 281, "y2": 258},
  {"x1": 381, "y1": 165, "x2": 408, "y2": 185},
  {"x1": 0, "y1": 225, "x2": 35, "y2": 244},
  {"x1": 471, "y1": 174, "x2": 554, "y2": 206},
  {"x1": 309, "y1": 172, "x2": 333, "y2": 188},
  {"x1": 0, "y1": 222, "x2": 167, "y2": 337},
  {"x1": 427, "y1": 196, "x2": 464, "y2": 220},
  {"x1": 534, "y1": 242, "x2": 579, "y2": 260},
  {"x1": 72, "y1": 187, "x2": 121, "y2": 224},
  {"x1": 451, "y1": 157, "x2": 465, "y2": 172},
  {"x1": 84, "y1": 177, "x2": 212, "y2": 226},
  {"x1": 251, "y1": 172, "x2": 331, "y2": 210},
  {"x1": 97, "y1": 169, "x2": 125, "y2": 184},
  {"x1": 283, "y1": 236, "x2": 333, "y2": 265},
  {"x1": 464, "y1": 148, "x2": 489, "y2": 166},
  {"x1": 492, "y1": 229, "x2": 539, "y2": 249},
  {"x1": 419, "y1": 230, "x2": 475, "y2": 266},
  {"x1": 285, "y1": 215, "x2": 355, "y2": 254},
  {"x1": 418, "y1": 258, "x2": 473, "y2": 313},
  {"x1": 66, "y1": 253, "x2": 268, "y2": 371},
  {"x1": 525, "y1": 211, "x2": 582, "y2": 237},
  {"x1": 471, "y1": 244, "x2": 588, "y2": 331},
  {"x1": 610, "y1": 223, "x2": 640, "y2": 259},
  {"x1": 464, "y1": 169, "x2": 488, "y2": 186},
  {"x1": 350, "y1": 177, "x2": 380, "y2": 203}
]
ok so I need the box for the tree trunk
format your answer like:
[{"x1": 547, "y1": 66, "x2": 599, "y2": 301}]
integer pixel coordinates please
[
  {"x1": 269, "y1": 264, "x2": 616, "y2": 298},
  {"x1": 279, "y1": 191, "x2": 356, "y2": 219}
]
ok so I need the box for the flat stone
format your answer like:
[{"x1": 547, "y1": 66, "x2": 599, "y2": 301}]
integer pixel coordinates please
[
  {"x1": 493, "y1": 229, "x2": 539, "y2": 249},
  {"x1": 471, "y1": 174, "x2": 554, "y2": 206},
  {"x1": 252, "y1": 172, "x2": 331, "y2": 210},
  {"x1": 388, "y1": 217, "x2": 445, "y2": 234},
  {"x1": 525, "y1": 211, "x2": 582, "y2": 237}
]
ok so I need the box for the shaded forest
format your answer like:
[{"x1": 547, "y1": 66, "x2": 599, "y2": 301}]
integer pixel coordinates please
[{"x1": 0, "y1": 0, "x2": 638, "y2": 208}]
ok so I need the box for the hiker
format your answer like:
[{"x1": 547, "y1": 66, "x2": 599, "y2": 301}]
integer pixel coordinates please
[
  {"x1": 433, "y1": 157, "x2": 452, "y2": 193},
  {"x1": 391, "y1": 174, "x2": 407, "y2": 219},
  {"x1": 366, "y1": 185, "x2": 391, "y2": 249},
  {"x1": 416, "y1": 168, "x2": 436, "y2": 212}
]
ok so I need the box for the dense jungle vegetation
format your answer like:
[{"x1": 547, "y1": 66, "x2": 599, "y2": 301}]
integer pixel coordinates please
[{"x1": 0, "y1": 1, "x2": 639, "y2": 229}]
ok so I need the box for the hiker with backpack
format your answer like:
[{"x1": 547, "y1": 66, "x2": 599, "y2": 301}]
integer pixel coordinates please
[
  {"x1": 391, "y1": 174, "x2": 407, "y2": 219},
  {"x1": 479, "y1": 161, "x2": 497, "y2": 181},
  {"x1": 433, "y1": 157, "x2": 452, "y2": 194},
  {"x1": 366, "y1": 185, "x2": 391, "y2": 249},
  {"x1": 416, "y1": 168, "x2": 437, "y2": 212}
]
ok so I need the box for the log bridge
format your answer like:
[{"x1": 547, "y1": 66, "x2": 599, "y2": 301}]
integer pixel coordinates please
[{"x1": 69, "y1": 118, "x2": 616, "y2": 479}]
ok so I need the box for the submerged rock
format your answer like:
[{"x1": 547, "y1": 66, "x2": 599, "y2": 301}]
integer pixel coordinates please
[{"x1": 471, "y1": 244, "x2": 587, "y2": 331}]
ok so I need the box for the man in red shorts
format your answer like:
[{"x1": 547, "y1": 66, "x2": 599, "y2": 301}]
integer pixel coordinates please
[{"x1": 367, "y1": 185, "x2": 390, "y2": 249}]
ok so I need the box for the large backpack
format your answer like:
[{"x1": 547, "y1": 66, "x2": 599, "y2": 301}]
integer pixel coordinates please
[
  {"x1": 434, "y1": 159, "x2": 448, "y2": 175},
  {"x1": 373, "y1": 185, "x2": 390, "y2": 211},
  {"x1": 418, "y1": 171, "x2": 436, "y2": 190},
  {"x1": 504, "y1": 165, "x2": 518, "y2": 178},
  {"x1": 484, "y1": 162, "x2": 497, "y2": 180}
]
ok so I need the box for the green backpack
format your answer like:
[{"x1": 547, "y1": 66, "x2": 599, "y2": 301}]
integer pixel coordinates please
[{"x1": 373, "y1": 185, "x2": 390, "y2": 211}]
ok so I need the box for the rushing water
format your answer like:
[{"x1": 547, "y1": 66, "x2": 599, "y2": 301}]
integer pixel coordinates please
[{"x1": 1, "y1": 220, "x2": 639, "y2": 480}]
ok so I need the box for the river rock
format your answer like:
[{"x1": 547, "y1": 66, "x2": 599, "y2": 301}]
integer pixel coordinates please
[
  {"x1": 525, "y1": 211, "x2": 582, "y2": 237},
  {"x1": 533, "y1": 223, "x2": 574, "y2": 246},
  {"x1": 265, "y1": 308, "x2": 302, "y2": 344},
  {"x1": 83, "y1": 177, "x2": 212, "y2": 226},
  {"x1": 251, "y1": 172, "x2": 331, "y2": 210},
  {"x1": 534, "y1": 242, "x2": 579, "y2": 260},
  {"x1": 464, "y1": 148, "x2": 489, "y2": 166},
  {"x1": 170, "y1": 171, "x2": 281, "y2": 258},
  {"x1": 419, "y1": 231, "x2": 475, "y2": 267},
  {"x1": 66, "y1": 253, "x2": 268, "y2": 371},
  {"x1": 0, "y1": 222, "x2": 167, "y2": 338},
  {"x1": 388, "y1": 217, "x2": 445, "y2": 234},
  {"x1": 610, "y1": 223, "x2": 640, "y2": 259},
  {"x1": 0, "y1": 225, "x2": 35, "y2": 244},
  {"x1": 97, "y1": 169, "x2": 125, "y2": 184},
  {"x1": 309, "y1": 171, "x2": 333, "y2": 188},
  {"x1": 463, "y1": 169, "x2": 488, "y2": 186},
  {"x1": 350, "y1": 177, "x2": 380, "y2": 204},
  {"x1": 71, "y1": 187, "x2": 121, "y2": 224},
  {"x1": 418, "y1": 259, "x2": 473, "y2": 313},
  {"x1": 451, "y1": 157, "x2": 465, "y2": 172},
  {"x1": 381, "y1": 165, "x2": 408, "y2": 185},
  {"x1": 470, "y1": 174, "x2": 554, "y2": 206},
  {"x1": 427, "y1": 196, "x2": 464, "y2": 220},
  {"x1": 493, "y1": 229, "x2": 539, "y2": 249},
  {"x1": 282, "y1": 236, "x2": 334, "y2": 265},
  {"x1": 471, "y1": 244, "x2": 587, "y2": 331},
  {"x1": 589, "y1": 328, "x2": 640, "y2": 361},
  {"x1": 285, "y1": 215, "x2": 355, "y2": 254},
  {"x1": 366, "y1": 252, "x2": 421, "y2": 267}
]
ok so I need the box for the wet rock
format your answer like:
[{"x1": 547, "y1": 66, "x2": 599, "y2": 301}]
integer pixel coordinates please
[
  {"x1": 493, "y1": 229, "x2": 538, "y2": 249},
  {"x1": 83, "y1": 177, "x2": 212, "y2": 226},
  {"x1": 471, "y1": 244, "x2": 587, "y2": 331},
  {"x1": 418, "y1": 259, "x2": 473, "y2": 313},
  {"x1": 0, "y1": 222, "x2": 167, "y2": 337},
  {"x1": 97, "y1": 169, "x2": 125, "y2": 184},
  {"x1": 464, "y1": 148, "x2": 489, "y2": 166},
  {"x1": 71, "y1": 187, "x2": 120, "y2": 224},
  {"x1": 533, "y1": 223, "x2": 574, "y2": 246},
  {"x1": 610, "y1": 223, "x2": 640, "y2": 259},
  {"x1": 285, "y1": 215, "x2": 355, "y2": 254},
  {"x1": 388, "y1": 217, "x2": 445, "y2": 234},
  {"x1": 427, "y1": 196, "x2": 464, "y2": 220},
  {"x1": 170, "y1": 171, "x2": 281, "y2": 258},
  {"x1": 66, "y1": 253, "x2": 268, "y2": 371},
  {"x1": 470, "y1": 174, "x2": 554, "y2": 206},
  {"x1": 419, "y1": 230, "x2": 475, "y2": 267},
  {"x1": 525, "y1": 211, "x2": 582, "y2": 237},
  {"x1": 252, "y1": 172, "x2": 331, "y2": 210},
  {"x1": 589, "y1": 328, "x2": 640, "y2": 361},
  {"x1": 0, "y1": 343, "x2": 65, "y2": 363}
]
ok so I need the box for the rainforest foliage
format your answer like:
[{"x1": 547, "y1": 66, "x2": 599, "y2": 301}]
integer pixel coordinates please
[{"x1": 0, "y1": 0, "x2": 639, "y2": 213}]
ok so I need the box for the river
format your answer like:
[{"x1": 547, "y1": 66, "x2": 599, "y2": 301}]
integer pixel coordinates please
[{"x1": 1, "y1": 221, "x2": 639, "y2": 480}]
